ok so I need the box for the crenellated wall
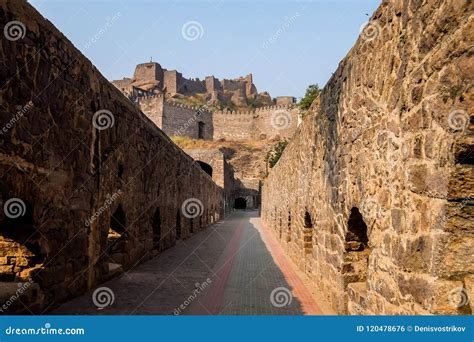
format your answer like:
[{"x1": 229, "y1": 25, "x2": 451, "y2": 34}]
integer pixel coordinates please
[
  {"x1": 213, "y1": 105, "x2": 299, "y2": 141},
  {"x1": 262, "y1": 0, "x2": 473, "y2": 315},
  {"x1": 0, "y1": 1, "x2": 224, "y2": 313},
  {"x1": 137, "y1": 95, "x2": 299, "y2": 142}
]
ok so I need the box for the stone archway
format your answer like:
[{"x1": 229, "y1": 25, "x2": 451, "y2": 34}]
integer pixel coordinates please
[
  {"x1": 343, "y1": 207, "x2": 371, "y2": 309},
  {"x1": 198, "y1": 121, "x2": 205, "y2": 139},
  {"x1": 197, "y1": 161, "x2": 213, "y2": 177},
  {"x1": 107, "y1": 205, "x2": 127, "y2": 265},
  {"x1": 152, "y1": 208, "x2": 161, "y2": 249},
  {"x1": 234, "y1": 197, "x2": 247, "y2": 209},
  {"x1": 0, "y1": 201, "x2": 43, "y2": 282}
]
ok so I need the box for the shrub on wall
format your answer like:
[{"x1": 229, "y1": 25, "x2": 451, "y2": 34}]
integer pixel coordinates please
[{"x1": 298, "y1": 84, "x2": 321, "y2": 111}]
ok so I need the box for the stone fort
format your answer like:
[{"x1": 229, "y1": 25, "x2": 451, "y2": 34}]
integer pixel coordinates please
[
  {"x1": 0, "y1": 0, "x2": 472, "y2": 316},
  {"x1": 112, "y1": 62, "x2": 300, "y2": 142},
  {"x1": 111, "y1": 62, "x2": 300, "y2": 215}
]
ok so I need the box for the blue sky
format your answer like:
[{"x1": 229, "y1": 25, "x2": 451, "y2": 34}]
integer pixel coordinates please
[{"x1": 30, "y1": 0, "x2": 380, "y2": 98}]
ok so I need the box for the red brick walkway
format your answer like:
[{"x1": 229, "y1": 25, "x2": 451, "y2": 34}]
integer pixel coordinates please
[{"x1": 52, "y1": 211, "x2": 325, "y2": 315}]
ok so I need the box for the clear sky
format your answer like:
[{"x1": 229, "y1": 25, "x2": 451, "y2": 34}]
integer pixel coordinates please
[{"x1": 29, "y1": 0, "x2": 381, "y2": 99}]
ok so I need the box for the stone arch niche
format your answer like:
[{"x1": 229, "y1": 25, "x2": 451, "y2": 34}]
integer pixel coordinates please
[
  {"x1": 234, "y1": 197, "x2": 247, "y2": 209},
  {"x1": 0, "y1": 201, "x2": 44, "y2": 282},
  {"x1": 343, "y1": 207, "x2": 371, "y2": 312},
  {"x1": 197, "y1": 161, "x2": 212, "y2": 177},
  {"x1": 152, "y1": 208, "x2": 161, "y2": 249},
  {"x1": 302, "y1": 210, "x2": 314, "y2": 262},
  {"x1": 287, "y1": 210, "x2": 292, "y2": 242},
  {"x1": 107, "y1": 205, "x2": 128, "y2": 266},
  {"x1": 176, "y1": 210, "x2": 182, "y2": 240},
  {"x1": 198, "y1": 121, "x2": 205, "y2": 139}
]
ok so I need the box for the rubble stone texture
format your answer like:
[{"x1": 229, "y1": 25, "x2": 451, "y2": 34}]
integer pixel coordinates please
[
  {"x1": 262, "y1": 0, "x2": 473, "y2": 315},
  {"x1": 0, "y1": 1, "x2": 223, "y2": 313}
]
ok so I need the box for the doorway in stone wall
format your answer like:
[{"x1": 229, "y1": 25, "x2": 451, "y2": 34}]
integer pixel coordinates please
[
  {"x1": 0, "y1": 201, "x2": 44, "y2": 282},
  {"x1": 176, "y1": 210, "x2": 182, "y2": 240},
  {"x1": 234, "y1": 197, "x2": 247, "y2": 209},
  {"x1": 287, "y1": 210, "x2": 292, "y2": 242},
  {"x1": 107, "y1": 205, "x2": 127, "y2": 267},
  {"x1": 152, "y1": 208, "x2": 161, "y2": 249},
  {"x1": 343, "y1": 207, "x2": 370, "y2": 301},
  {"x1": 303, "y1": 211, "x2": 314, "y2": 258},
  {"x1": 198, "y1": 121, "x2": 205, "y2": 139}
]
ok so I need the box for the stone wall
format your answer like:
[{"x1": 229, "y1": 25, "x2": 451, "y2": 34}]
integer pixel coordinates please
[
  {"x1": 184, "y1": 149, "x2": 237, "y2": 214},
  {"x1": 137, "y1": 95, "x2": 299, "y2": 142},
  {"x1": 262, "y1": 0, "x2": 473, "y2": 315},
  {"x1": 137, "y1": 96, "x2": 213, "y2": 140},
  {"x1": 162, "y1": 103, "x2": 213, "y2": 139},
  {"x1": 113, "y1": 63, "x2": 263, "y2": 107},
  {"x1": 0, "y1": 0, "x2": 224, "y2": 313},
  {"x1": 213, "y1": 105, "x2": 299, "y2": 141}
]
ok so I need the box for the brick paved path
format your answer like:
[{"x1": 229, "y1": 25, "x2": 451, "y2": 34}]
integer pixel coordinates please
[{"x1": 52, "y1": 211, "x2": 323, "y2": 315}]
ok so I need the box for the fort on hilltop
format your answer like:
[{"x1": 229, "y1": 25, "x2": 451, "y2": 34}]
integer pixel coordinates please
[{"x1": 112, "y1": 61, "x2": 296, "y2": 108}]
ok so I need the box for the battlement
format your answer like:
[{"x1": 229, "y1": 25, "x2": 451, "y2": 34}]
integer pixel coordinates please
[
  {"x1": 164, "y1": 101, "x2": 212, "y2": 114},
  {"x1": 214, "y1": 104, "x2": 297, "y2": 116}
]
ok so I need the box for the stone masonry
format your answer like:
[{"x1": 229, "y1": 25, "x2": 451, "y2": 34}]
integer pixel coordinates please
[
  {"x1": 113, "y1": 62, "x2": 273, "y2": 107},
  {"x1": 262, "y1": 0, "x2": 473, "y2": 315},
  {"x1": 0, "y1": 0, "x2": 224, "y2": 313},
  {"x1": 184, "y1": 149, "x2": 237, "y2": 214}
]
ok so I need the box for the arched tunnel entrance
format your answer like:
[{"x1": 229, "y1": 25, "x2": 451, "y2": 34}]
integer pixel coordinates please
[
  {"x1": 197, "y1": 161, "x2": 213, "y2": 177},
  {"x1": 234, "y1": 197, "x2": 247, "y2": 209}
]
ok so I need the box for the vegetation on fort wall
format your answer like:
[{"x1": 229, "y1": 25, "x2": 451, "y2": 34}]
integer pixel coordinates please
[
  {"x1": 266, "y1": 140, "x2": 288, "y2": 168},
  {"x1": 298, "y1": 84, "x2": 321, "y2": 111}
]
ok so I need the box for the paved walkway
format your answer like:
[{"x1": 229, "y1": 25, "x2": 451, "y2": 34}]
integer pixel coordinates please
[{"x1": 52, "y1": 211, "x2": 325, "y2": 315}]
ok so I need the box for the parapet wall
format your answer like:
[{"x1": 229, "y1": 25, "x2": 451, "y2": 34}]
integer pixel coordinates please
[
  {"x1": 213, "y1": 105, "x2": 299, "y2": 141},
  {"x1": 0, "y1": 1, "x2": 224, "y2": 313},
  {"x1": 262, "y1": 0, "x2": 473, "y2": 315},
  {"x1": 162, "y1": 102, "x2": 213, "y2": 139}
]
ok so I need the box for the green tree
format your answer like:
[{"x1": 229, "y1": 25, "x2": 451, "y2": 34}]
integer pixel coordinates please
[{"x1": 298, "y1": 84, "x2": 321, "y2": 110}]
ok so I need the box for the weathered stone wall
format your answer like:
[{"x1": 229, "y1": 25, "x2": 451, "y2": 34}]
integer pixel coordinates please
[
  {"x1": 184, "y1": 149, "x2": 237, "y2": 215},
  {"x1": 137, "y1": 97, "x2": 299, "y2": 142},
  {"x1": 137, "y1": 94, "x2": 164, "y2": 128},
  {"x1": 0, "y1": 0, "x2": 224, "y2": 313},
  {"x1": 262, "y1": 0, "x2": 473, "y2": 315},
  {"x1": 213, "y1": 105, "x2": 299, "y2": 141},
  {"x1": 162, "y1": 103, "x2": 213, "y2": 139},
  {"x1": 137, "y1": 96, "x2": 213, "y2": 140}
]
